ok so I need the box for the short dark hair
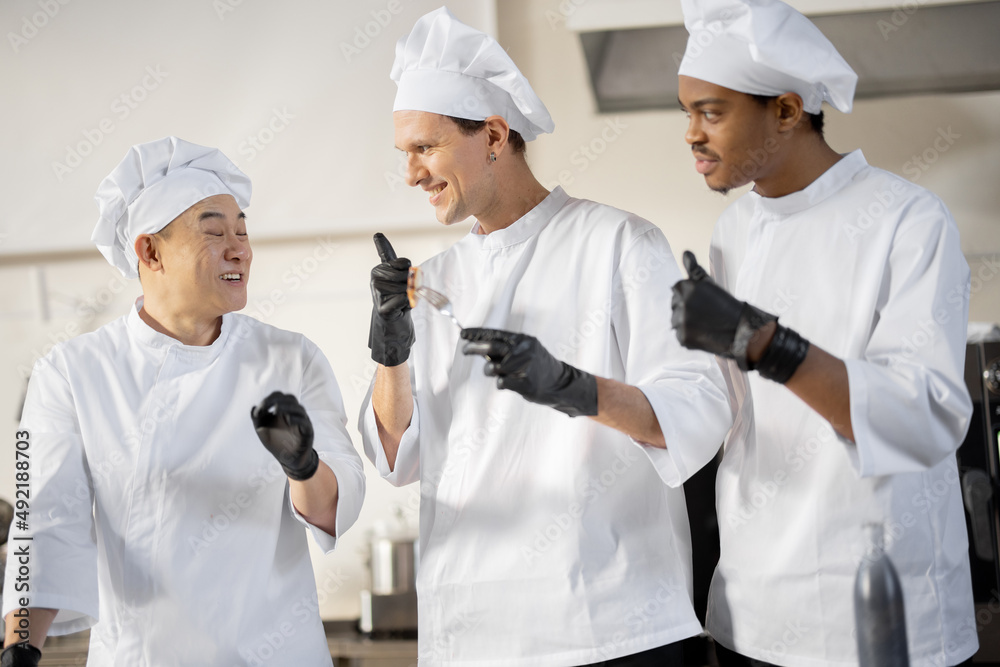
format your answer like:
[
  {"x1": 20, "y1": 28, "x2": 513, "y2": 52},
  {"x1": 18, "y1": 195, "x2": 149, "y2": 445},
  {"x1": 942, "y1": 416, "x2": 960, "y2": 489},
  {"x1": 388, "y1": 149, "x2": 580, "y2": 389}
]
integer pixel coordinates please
[
  {"x1": 447, "y1": 116, "x2": 526, "y2": 154},
  {"x1": 748, "y1": 94, "x2": 825, "y2": 137}
]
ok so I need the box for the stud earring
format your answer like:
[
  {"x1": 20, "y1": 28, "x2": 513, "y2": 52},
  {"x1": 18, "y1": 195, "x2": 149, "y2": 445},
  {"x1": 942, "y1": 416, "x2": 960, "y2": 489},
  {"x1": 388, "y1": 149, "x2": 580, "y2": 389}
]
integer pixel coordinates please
[{"x1": 490, "y1": 152, "x2": 497, "y2": 163}]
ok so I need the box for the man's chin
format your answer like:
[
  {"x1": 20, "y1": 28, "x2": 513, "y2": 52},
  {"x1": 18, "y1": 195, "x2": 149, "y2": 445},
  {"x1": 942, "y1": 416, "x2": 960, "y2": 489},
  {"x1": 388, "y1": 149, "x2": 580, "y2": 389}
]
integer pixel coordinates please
[
  {"x1": 706, "y1": 170, "x2": 749, "y2": 196},
  {"x1": 436, "y1": 210, "x2": 470, "y2": 226},
  {"x1": 218, "y1": 294, "x2": 248, "y2": 315}
]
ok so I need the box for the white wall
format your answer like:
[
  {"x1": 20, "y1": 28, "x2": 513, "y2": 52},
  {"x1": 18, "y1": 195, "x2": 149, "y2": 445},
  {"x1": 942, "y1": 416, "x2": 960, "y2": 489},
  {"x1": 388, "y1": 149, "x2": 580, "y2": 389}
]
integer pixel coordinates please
[
  {"x1": 1, "y1": 0, "x2": 998, "y2": 622},
  {"x1": 498, "y1": 0, "x2": 1000, "y2": 316},
  {"x1": 0, "y1": 0, "x2": 496, "y2": 256}
]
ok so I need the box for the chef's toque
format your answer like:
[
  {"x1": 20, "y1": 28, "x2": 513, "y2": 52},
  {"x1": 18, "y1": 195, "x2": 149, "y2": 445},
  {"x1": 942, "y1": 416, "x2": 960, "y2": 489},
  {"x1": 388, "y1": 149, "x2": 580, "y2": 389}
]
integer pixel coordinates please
[
  {"x1": 391, "y1": 6, "x2": 554, "y2": 141},
  {"x1": 678, "y1": 0, "x2": 857, "y2": 114},
  {"x1": 92, "y1": 136, "x2": 251, "y2": 279}
]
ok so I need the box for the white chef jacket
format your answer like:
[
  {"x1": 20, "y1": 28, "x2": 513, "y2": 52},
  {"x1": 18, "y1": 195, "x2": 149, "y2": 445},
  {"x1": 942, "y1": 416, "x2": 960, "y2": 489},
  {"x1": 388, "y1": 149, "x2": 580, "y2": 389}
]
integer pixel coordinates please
[
  {"x1": 359, "y1": 187, "x2": 733, "y2": 666},
  {"x1": 2, "y1": 302, "x2": 365, "y2": 667},
  {"x1": 705, "y1": 150, "x2": 977, "y2": 666}
]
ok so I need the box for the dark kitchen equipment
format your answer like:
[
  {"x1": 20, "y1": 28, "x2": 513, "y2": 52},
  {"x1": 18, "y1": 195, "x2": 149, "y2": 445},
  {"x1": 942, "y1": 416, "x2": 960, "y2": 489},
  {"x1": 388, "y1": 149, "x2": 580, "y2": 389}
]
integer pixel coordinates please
[{"x1": 958, "y1": 341, "x2": 1000, "y2": 661}]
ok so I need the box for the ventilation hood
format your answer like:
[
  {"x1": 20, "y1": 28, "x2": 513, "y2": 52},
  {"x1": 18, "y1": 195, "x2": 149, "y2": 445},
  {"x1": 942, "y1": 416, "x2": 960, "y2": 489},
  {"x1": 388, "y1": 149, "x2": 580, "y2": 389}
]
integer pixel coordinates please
[{"x1": 568, "y1": 0, "x2": 1000, "y2": 112}]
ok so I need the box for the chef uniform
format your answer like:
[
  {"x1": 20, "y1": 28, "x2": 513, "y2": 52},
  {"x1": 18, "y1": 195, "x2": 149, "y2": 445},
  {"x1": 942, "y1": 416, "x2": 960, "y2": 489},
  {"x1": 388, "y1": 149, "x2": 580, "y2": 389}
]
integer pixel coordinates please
[
  {"x1": 2, "y1": 138, "x2": 365, "y2": 666},
  {"x1": 358, "y1": 8, "x2": 733, "y2": 666},
  {"x1": 675, "y1": 2, "x2": 978, "y2": 665}
]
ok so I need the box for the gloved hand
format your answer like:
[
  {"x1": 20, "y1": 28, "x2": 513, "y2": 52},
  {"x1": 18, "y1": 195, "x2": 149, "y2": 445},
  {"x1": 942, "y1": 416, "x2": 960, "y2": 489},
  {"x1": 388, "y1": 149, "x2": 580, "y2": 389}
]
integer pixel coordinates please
[
  {"x1": 251, "y1": 392, "x2": 319, "y2": 481},
  {"x1": 369, "y1": 233, "x2": 414, "y2": 367},
  {"x1": 0, "y1": 643, "x2": 41, "y2": 667},
  {"x1": 670, "y1": 251, "x2": 809, "y2": 383},
  {"x1": 670, "y1": 250, "x2": 777, "y2": 371},
  {"x1": 461, "y1": 328, "x2": 598, "y2": 417}
]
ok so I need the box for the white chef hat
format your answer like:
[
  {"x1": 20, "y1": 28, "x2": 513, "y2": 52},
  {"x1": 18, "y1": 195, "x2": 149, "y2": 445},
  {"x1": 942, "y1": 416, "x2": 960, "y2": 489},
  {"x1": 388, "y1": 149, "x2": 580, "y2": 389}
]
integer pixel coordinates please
[
  {"x1": 391, "y1": 6, "x2": 554, "y2": 141},
  {"x1": 92, "y1": 136, "x2": 251, "y2": 279},
  {"x1": 678, "y1": 0, "x2": 857, "y2": 114}
]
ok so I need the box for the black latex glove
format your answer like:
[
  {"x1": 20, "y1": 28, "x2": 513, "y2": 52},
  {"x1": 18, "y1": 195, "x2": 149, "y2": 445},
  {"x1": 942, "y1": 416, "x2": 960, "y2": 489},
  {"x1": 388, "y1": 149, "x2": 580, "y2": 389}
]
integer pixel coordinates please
[
  {"x1": 369, "y1": 233, "x2": 415, "y2": 367},
  {"x1": 251, "y1": 392, "x2": 319, "y2": 481},
  {"x1": 461, "y1": 328, "x2": 598, "y2": 418},
  {"x1": 670, "y1": 251, "x2": 777, "y2": 372},
  {"x1": 0, "y1": 644, "x2": 41, "y2": 667}
]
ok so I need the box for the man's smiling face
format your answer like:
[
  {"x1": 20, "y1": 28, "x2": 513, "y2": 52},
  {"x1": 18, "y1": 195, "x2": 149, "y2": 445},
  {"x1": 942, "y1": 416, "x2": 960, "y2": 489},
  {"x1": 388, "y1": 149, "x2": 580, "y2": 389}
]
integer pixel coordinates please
[{"x1": 393, "y1": 110, "x2": 495, "y2": 225}]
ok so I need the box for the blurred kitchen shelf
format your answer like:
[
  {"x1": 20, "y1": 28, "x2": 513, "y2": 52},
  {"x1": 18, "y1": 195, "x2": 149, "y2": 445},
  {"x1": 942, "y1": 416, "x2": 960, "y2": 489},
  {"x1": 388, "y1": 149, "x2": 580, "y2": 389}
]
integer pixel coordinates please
[
  {"x1": 35, "y1": 629, "x2": 88, "y2": 666},
  {"x1": 325, "y1": 620, "x2": 417, "y2": 667},
  {"x1": 19, "y1": 623, "x2": 1000, "y2": 665}
]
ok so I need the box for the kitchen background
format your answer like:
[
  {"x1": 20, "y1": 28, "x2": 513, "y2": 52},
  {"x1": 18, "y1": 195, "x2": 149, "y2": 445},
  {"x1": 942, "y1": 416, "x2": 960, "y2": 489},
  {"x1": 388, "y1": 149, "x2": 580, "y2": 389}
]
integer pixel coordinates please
[{"x1": 1, "y1": 0, "x2": 998, "y2": 627}]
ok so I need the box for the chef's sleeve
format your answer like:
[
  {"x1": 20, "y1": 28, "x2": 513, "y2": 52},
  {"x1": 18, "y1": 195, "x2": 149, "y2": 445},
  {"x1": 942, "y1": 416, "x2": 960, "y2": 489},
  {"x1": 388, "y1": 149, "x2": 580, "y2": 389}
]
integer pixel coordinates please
[
  {"x1": 613, "y1": 224, "x2": 733, "y2": 487},
  {"x1": 843, "y1": 195, "x2": 973, "y2": 477},
  {"x1": 288, "y1": 345, "x2": 366, "y2": 553},
  {"x1": 1, "y1": 357, "x2": 99, "y2": 636},
  {"x1": 358, "y1": 372, "x2": 421, "y2": 487}
]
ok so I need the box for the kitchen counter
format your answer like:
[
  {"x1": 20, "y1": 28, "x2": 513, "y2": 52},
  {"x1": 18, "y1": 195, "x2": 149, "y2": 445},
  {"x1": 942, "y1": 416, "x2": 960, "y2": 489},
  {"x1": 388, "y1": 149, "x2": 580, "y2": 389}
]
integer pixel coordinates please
[
  {"x1": 26, "y1": 631, "x2": 88, "y2": 667},
  {"x1": 25, "y1": 622, "x2": 418, "y2": 667},
  {"x1": 325, "y1": 620, "x2": 418, "y2": 667}
]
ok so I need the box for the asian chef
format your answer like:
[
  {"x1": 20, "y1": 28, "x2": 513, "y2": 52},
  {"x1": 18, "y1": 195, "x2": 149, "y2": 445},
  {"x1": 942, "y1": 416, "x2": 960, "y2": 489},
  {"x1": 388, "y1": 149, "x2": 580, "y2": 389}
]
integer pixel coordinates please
[
  {"x1": 669, "y1": 1, "x2": 978, "y2": 665},
  {"x1": 358, "y1": 7, "x2": 733, "y2": 667},
  {"x1": 1, "y1": 137, "x2": 365, "y2": 666}
]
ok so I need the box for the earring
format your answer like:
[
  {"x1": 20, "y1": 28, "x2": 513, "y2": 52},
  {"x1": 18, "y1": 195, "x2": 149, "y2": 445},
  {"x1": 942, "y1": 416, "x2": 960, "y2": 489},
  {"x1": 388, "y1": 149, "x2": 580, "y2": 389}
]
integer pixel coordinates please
[{"x1": 490, "y1": 152, "x2": 497, "y2": 162}]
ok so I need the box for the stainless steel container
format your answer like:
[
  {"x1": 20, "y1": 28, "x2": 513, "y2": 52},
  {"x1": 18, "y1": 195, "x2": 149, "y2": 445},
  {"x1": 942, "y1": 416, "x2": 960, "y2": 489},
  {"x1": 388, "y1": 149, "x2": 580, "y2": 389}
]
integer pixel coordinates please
[
  {"x1": 369, "y1": 533, "x2": 418, "y2": 595},
  {"x1": 360, "y1": 521, "x2": 419, "y2": 635}
]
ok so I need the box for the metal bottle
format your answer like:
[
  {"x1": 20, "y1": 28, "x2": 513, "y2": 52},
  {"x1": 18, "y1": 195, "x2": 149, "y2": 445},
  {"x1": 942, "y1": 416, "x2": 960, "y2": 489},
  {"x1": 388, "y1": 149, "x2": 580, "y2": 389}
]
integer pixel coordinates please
[{"x1": 855, "y1": 523, "x2": 910, "y2": 666}]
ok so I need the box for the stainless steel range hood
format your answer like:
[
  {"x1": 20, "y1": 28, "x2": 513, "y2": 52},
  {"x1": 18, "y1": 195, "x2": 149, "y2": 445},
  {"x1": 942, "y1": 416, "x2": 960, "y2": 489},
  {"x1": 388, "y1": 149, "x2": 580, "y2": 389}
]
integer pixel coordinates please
[{"x1": 570, "y1": 0, "x2": 1000, "y2": 113}]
